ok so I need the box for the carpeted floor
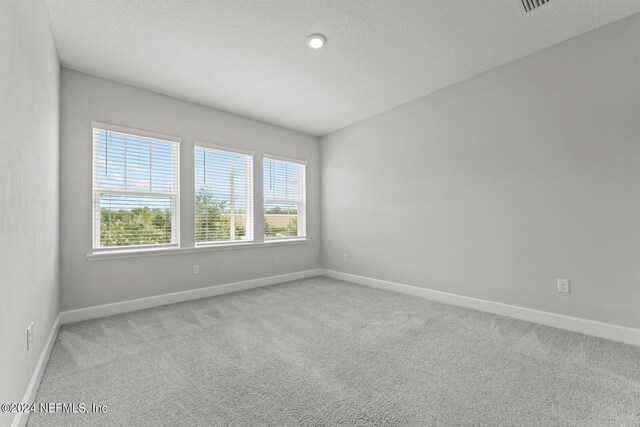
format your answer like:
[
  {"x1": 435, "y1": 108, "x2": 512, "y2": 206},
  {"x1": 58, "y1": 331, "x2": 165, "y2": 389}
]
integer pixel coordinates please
[{"x1": 28, "y1": 276, "x2": 640, "y2": 426}]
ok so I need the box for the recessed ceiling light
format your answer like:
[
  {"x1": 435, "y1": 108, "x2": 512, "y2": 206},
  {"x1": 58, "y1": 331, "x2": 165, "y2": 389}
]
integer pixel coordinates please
[{"x1": 306, "y1": 34, "x2": 326, "y2": 49}]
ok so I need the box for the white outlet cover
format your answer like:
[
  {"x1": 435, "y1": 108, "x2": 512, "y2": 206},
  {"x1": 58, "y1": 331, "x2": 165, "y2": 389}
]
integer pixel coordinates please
[
  {"x1": 193, "y1": 265, "x2": 200, "y2": 275},
  {"x1": 557, "y1": 279, "x2": 570, "y2": 293},
  {"x1": 27, "y1": 322, "x2": 34, "y2": 351}
]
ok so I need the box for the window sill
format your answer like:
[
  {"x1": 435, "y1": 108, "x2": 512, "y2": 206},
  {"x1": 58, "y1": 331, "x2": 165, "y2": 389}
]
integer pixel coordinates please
[{"x1": 86, "y1": 239, "x2": 311, "y2": 261}]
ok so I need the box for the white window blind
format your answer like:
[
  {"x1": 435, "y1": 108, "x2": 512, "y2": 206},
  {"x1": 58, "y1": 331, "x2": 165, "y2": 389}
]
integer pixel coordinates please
[
  {"x1": 92, "y1": 123, "x2": 180, "y2": 250},
  {"x1": 263, "y1": 156, "x2": 306, "y2": 240},
  {"x1": 195, "y1": 142, "x2": 254, "y2": 244}
]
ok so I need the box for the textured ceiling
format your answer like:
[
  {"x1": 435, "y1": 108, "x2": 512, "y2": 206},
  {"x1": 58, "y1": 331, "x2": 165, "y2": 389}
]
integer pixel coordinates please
[{"x1": 47, "y1": 1, "x2": 640, "y2": 136}]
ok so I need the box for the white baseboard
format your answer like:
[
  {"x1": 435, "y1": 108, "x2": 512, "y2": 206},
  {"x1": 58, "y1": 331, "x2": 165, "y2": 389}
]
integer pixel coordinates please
[
  {"x1": 12, "y1": 313, "x2": 61, "y2": 427},
  {"x1": 60, "y1": 269, "x2": 323, "y2": 324},
  {"x1": 322, "y1": 269, "x2": 640, "y2": 347}
]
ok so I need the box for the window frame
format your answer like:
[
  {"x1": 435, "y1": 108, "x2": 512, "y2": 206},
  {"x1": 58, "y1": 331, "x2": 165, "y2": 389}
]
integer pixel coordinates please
[
  {"x1": 263, "y1": 154, "x2": 307, "y2": 241},
  {"x1": 86, "y1": 124, "x2": 312, "y2": 260},
  {"x1": 91, "y1": 121, "x2": 181, "y2": 252},
  {"x1": 193, "y1": 140, "x2": 255, "y2": 246}
]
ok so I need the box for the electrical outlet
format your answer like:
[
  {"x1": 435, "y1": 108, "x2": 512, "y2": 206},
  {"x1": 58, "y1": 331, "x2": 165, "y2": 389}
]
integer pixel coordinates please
[
  {"x1": 343, "y1": 254, "x2": 349, "y2": 262},
  {"x1": 27, "y1": 322, "x2": 34, "y2": 351},
  {"x1": 193, "y1": 265, "x2": 200, "y2": 275},
  {"x1": 558, "y1": 279, "x2": 570, "y2": 293}
]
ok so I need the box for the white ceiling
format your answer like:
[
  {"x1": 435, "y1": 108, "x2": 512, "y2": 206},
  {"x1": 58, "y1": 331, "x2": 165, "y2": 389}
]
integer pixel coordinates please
[{"x1": 47, "y1": 1, "x2": 640, "y2": 136}]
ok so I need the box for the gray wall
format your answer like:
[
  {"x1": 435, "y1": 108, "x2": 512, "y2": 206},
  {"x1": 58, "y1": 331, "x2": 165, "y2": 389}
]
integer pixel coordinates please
[
  {"x1": 0, "y1": 0, "x2": 60, "y2": 423},
  {"x1": 60, "y1": 69, "x2": 320, "y2": 311},
  {"x1": 321, "y1": 14, "x2": 640, "y2": 329}
]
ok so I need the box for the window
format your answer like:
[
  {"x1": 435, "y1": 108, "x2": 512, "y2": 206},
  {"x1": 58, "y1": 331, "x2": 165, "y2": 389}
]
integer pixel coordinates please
[
  {"x1": 92, "y1": 123, "x2": 180, "y2": 251},
  {"x1": 263, "y1": 156, "x2": 306, "y2": 240},
  {"x1": 194, "y1": 142, "x2": 254, "y2": 244}
]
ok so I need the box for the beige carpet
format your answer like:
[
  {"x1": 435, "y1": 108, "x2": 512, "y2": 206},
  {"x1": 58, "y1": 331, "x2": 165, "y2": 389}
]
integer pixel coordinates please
[{"x1": 28, "y1": 276, "x2": 640, "y2": 426}]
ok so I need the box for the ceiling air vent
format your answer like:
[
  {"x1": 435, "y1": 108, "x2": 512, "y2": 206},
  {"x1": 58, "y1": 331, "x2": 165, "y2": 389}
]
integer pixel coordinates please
[{"x1": 518, "y1": 0, "x2": 551, "y2": 14}]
